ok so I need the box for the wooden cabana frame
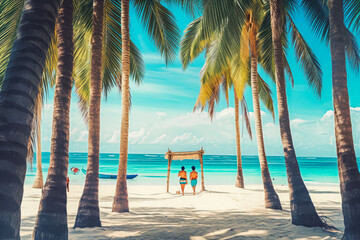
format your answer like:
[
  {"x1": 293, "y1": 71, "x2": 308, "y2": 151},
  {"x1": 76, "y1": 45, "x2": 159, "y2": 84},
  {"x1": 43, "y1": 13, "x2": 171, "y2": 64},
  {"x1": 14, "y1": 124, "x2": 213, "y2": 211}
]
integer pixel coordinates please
[{"x1": 165, "y1": 148, "x2": 205, "y2": 192}]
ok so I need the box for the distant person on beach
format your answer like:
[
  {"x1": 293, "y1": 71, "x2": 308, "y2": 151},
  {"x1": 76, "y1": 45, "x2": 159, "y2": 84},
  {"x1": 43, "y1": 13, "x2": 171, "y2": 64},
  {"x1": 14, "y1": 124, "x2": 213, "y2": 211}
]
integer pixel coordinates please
[
  {"x1": 67, "y1": 176, "x2": 70, "y2": 192},
  {"x1": 178, "y1": 166, "x2": 187, "y2": 195},
  {"x1": 190, "y1": 166, "x2": 198, "y2": 195}
]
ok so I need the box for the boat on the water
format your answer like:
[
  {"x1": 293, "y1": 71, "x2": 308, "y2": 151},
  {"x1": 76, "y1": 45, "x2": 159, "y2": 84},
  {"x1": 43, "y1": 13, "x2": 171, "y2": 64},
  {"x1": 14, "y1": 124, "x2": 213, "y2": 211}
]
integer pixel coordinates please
[{"x1": 81, "y1": 169, "x2": 138, "y2": 179}]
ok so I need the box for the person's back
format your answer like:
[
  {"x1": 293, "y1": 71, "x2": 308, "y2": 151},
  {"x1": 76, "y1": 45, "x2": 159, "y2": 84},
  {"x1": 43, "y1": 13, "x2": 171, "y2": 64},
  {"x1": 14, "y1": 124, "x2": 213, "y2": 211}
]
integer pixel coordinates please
[
  {"x1": 178, "y1": 166, "x2": 187, "y2": 195},
  {"x1": 190, "y1": 166, "x2": 198, "y2": 195},
  {"x1": 190, "y1": 171, "x2": 198, "y2": 180}
]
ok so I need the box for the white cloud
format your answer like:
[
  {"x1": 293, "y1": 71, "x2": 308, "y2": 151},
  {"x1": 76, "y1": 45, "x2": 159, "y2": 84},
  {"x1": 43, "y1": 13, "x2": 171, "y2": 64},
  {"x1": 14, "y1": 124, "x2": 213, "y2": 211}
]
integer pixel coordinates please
[
  {"x1": 291, "y1": 119, "x2": 309, "y2": 127},
  {"x1": 129, "y1": 128, "x2": 146, "y2": 144},
  {"x1": 75, "y1": 131, "x2": 88, "y2": 142},
  {"x1": 156, "y1": 112, "x2": 167, "y2": 118},
  {"x1": 321, "y1": 110, "x2": 334, "y2": 122},
  {"x1": 107, "y1": 130, "x2": 119, "y2": 143},
  {"x1": 151, "y1": 134, "x2": 168, "y2": 144}
]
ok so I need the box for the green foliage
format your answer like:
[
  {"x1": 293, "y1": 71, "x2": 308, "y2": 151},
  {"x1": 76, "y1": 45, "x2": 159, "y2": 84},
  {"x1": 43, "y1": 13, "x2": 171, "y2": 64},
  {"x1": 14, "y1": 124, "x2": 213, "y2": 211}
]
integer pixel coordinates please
[
  {"x1": 134, "y1": 0, "x2": 180, "y2": 65},
  {"x1": 0, "y1": 0, "x2": 24, "y2": 87}
]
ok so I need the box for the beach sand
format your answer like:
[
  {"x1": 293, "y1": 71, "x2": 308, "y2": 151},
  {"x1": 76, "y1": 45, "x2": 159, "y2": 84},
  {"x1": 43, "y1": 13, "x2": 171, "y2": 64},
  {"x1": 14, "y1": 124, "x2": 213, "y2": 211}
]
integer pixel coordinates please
[{"x1": 21, "y1": 184, "x2": 343, "y2": 239}]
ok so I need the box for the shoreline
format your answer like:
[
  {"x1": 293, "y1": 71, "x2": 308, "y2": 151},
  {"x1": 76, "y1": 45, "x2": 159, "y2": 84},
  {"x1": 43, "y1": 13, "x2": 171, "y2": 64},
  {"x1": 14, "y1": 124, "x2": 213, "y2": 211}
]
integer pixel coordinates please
[{"x1": 22, "y1": 184, "x2": 343, "y2": 239}]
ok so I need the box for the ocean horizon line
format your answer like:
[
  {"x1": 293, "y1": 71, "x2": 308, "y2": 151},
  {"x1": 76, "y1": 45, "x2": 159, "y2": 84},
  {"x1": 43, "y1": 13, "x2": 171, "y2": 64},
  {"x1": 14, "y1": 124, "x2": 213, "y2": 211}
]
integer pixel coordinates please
[{"x1": 34, "y1": 151, "x2": 346, "y2": 159}]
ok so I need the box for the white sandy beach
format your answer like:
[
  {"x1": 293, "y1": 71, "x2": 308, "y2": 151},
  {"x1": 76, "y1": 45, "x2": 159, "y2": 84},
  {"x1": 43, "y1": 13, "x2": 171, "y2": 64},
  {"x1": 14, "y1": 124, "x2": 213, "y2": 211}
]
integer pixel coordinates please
[{"x1": 21, "y1": 184, "x2": 343, "y2": 239}]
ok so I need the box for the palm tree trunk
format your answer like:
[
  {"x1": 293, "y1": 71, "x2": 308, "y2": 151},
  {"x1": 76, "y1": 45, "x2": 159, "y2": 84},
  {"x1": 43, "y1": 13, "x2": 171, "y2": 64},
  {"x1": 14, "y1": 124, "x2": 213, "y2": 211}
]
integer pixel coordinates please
[
  {"x1": 234, "y1": 89, "x2": 244, "y2": 188},
  {"x1": 33, "y1": 98, "x2": 44, "y2": 189},
  {"x1": 269, "y1": 0, "x2": 323, "y2": 226},
  {"x1": 33, "y1": 0, "x2": 73, "y2": 238},
  {"x1": 249, "y1": 28, "x2": 281, "y2": 210},
  {"x1": 113, "y1": 0, "x2": 130, "y2": 213},
  {"x1": 74, "y1": 0, "x2": 104, "y2": 228},
  {"x1": 328, "y1": 0, "x2": 360, "y2": 238},
  {"x1": 0, "y1": 0, "x2": 60, "y2": 238}
]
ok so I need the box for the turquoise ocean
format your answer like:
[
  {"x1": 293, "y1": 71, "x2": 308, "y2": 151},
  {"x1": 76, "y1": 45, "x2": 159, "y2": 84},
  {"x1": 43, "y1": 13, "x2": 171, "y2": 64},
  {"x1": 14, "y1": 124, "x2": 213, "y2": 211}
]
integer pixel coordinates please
[{"x1": 25, "y1": 153, "x2": 358, "y2": 186}]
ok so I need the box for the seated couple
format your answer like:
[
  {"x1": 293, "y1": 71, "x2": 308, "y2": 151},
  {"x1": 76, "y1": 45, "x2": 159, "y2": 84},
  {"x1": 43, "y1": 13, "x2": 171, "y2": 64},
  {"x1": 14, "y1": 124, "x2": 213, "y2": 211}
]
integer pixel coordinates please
[{"x1": 178, "y1": 166, "x2": 198, "y2": 195}]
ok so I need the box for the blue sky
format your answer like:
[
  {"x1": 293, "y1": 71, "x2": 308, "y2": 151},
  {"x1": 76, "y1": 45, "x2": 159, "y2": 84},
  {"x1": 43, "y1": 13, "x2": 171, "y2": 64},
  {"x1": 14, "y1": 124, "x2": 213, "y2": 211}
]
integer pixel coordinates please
[{"x1": 40, "y1": 4, "x2": 360, "y2": 157}]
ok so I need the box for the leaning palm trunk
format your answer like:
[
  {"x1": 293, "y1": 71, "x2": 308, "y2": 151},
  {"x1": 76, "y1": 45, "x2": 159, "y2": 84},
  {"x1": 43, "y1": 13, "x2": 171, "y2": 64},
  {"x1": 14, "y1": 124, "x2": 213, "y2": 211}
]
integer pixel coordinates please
[
  {"x1": 33, "y1": 0, "x2": 73, "y2": 238},
  {"x1": 33, "y1": 97, "x2": 44, "y2": 189},
  {"x1": 249, "y1": 28, "x2": 281, "y2": 210},
  {"x1": 113, "y1": 0, "x2": 130, "y2": 213},
  {"x1": 74, "y1": 0, "x2": 104, "y2": 228},
  {"x1": 0, "y1": 0, "x2": 60, "y2": 238},
  {"x1": 269, "y1": 0, "x2": 323, "y2": 226},
  {"x1": 328, "y1": 0, "x2": 360, "y2": 238},
  {"x1": 234, "y1": 89, "x2": 244, "y2": 188}
]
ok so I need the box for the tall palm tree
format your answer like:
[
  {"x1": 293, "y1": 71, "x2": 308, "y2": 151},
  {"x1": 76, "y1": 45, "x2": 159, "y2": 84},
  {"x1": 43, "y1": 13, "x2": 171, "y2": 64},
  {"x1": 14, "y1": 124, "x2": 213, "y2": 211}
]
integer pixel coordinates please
[
  {"x1": 192, "y1": 0, "x2": 326, "y2": 226},
  {"x1": 181, "y1": 5, "x2": 281, "y2": 209},
  {"x1": 268, "y1": 0, "x2": 324, "y2": 227},
  {"x1": 0, "y1": 0, "x2": 61, "y2": 238},
  {"x1": 113, "y1": 0, "x2": 184, "y2": 212},
  {"x1": 234, "y1": 89, "x2": 244, "y2": 188},
  {"x1": 328, "y1": 0, "x2": 360, "y2": 238},
  {"x1": 74, "y1": 0, "x2": 145, "y2": 227},
  {"x1": 113, "y1": 0, "x2": 131, "y2": 212},
  {"x1": 33, "y1": 0, "x2": 74, "y2": 238},
  {"x1": 74, "y1": 0, "x2": 104, "y2": 228},
  {"x1": 32, "y1": 95, "x2": 44, "y2": 189}
]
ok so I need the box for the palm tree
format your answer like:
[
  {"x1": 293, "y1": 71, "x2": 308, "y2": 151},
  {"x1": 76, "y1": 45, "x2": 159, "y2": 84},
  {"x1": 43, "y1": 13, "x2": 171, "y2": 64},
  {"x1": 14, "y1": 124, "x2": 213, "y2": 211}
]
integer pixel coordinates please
[
  {"x1": 328, "y1": 0, "x2": 360, "y2": 238},
  {"x1": 234, "y1": 89, "x2": 244, "y2": 188},
  {"x1": 74, "y1": 0, "x2": 104, "y2": 228},
  {"x1": 190, "y1": 0, "x2": 326, "y2": 226},
  {"x1": 113, "y1": 0, "x2": 184, "y2": 212},
  {"x1": 268, "y1": 0, "x2": 325, "y2": 227},
  {"x1": 0, "y1": 0, "x2": 61, "y2": 238},
  {"x1": 32, "y1": 0, "x2": 74, "y2": 238},
  {"x1": 32, "y1": 95, "x2": 44, "y2": 189},
  {"x1": 74, "y1": 0, "x2": 145, "y2": 227},
  {"x1": 181, "y1": 4, "x2": 282, "y2": 209}
]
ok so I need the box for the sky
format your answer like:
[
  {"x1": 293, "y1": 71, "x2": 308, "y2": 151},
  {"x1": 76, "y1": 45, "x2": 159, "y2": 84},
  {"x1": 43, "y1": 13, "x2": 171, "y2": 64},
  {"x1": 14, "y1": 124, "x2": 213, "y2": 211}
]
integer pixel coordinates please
[{"x1": 40, "y1": 4, "x2": 360, "y2": 157}]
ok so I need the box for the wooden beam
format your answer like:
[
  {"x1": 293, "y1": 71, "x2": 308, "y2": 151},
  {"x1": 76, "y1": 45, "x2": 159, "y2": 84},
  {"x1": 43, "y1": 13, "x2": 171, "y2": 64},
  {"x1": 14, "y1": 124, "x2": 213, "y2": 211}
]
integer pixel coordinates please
[
  {"x1": 166, "y1": 155, "x2": 172, "y2": 193},
  {"x1": 199, "y1": 153, "x2": 205, "y2": 191}
]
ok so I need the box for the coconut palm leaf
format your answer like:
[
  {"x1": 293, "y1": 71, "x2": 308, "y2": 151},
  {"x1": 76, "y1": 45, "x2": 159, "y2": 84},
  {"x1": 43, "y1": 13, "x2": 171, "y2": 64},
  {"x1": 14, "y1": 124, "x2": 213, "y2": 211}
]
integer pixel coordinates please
[
  {"x1": 0, "y1": 0, "x2": 25, "y2": 87},
  {"x1": 163, "y1": 0, "x2": 202, "y2": 17},
  {"x1": 301, "y1": 0, "x2": 360, "y2": 70},
  {"x1": 345, "y1": 0, "x2": 360, "y2": 33},
  {"x1": 288, "y1": 14, "x2": 322, "y2": 96},
  {"x1": 240, "y1": 97, "x2": 252, "y2": 139},
  {"x1": 284, "y1": 56, "x2": 295, "y2": 87},
  {"x1": 344, "y1": 27, "x2": 360, "y2": 71},
  {"x1": 199, "y1": 0, "x2": 254, "y2": 74},
  {"x1": 134, "y1": 0, "x2": 180, "y2": 64},
  {"x1": 257, "y1": 73, "x2": 275, "y2": 119},
  {"x1": 180, "y1": 17, "x2": 211, "y2": 69}
]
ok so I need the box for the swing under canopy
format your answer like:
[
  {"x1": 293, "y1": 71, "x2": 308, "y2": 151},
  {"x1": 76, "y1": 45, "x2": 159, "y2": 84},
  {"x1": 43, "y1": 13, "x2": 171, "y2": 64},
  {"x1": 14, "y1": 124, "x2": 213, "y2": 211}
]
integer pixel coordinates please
[{"x1": 165, "y1": 148, "x2": 205, "y2": 192}]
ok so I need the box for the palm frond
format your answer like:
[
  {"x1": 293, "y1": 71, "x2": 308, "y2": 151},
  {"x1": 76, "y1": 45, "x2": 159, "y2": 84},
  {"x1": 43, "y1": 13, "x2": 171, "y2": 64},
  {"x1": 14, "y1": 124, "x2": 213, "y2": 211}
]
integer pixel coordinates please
[
  {"x1": 180, "y1": 17, "x2": 210, "y2": 69},
  {"x1": 102, "y1": 0, "x2": 145, "y2": 97},
  {"x1": 163, "y1": 0, "x2": 202, "y2": 17},
  {"x1": 301, "y1": 0, "x2": 359, "y2": 71},
  {"x1": 283, "y1": 54, "x2": 294, "y2": 87},
  {"x1": 0, "y1": 0, "x2": 25, "y2": 87},
  {"x1": 288, "y1": 14, "x2": 322, "y2": 96},
  {"x1": 240, "y1": 97, "x2": 252, "y2": 140},
  {"x1": 257, "y1": 73, "x2": 275, "y2": 119},
  {"x1": 301, "y1": 0, "x2": 329, "y2": 42},
  {"x1": 134, "y1": 0, "x2": 180, "y2": 64},
  {"x1": 345, "y1": 0, "x2": 360, "y2": 33},
  {"x1": 344, "y1": 27, "x2": 360, "y2": 71}
]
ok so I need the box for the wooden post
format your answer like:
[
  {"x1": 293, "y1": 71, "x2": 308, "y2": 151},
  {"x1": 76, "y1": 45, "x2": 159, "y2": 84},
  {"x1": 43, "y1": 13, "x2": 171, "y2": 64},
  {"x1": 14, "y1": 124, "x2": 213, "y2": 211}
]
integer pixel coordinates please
[
  {"x1": 166, "y1": 153, "x2": 171, "y2": 193},
  {"x1": 200, "y1": 153, "x2": 205, "y2": 191}
]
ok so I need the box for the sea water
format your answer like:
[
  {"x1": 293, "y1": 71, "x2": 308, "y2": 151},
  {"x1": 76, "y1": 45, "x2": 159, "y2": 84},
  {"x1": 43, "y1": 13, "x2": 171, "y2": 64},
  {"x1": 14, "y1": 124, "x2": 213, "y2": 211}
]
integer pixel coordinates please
[{"x1": 25, "y1": 153, "x2": 355, "y2": 186}]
